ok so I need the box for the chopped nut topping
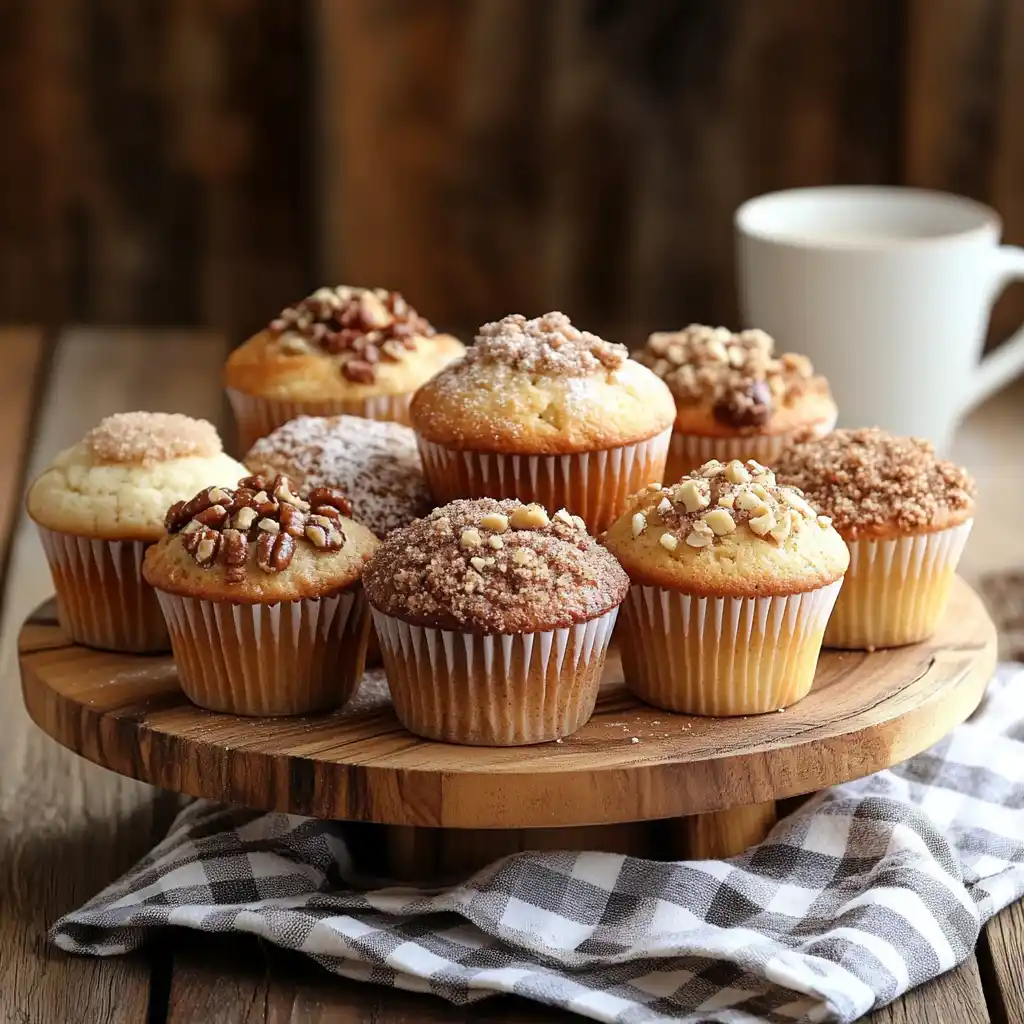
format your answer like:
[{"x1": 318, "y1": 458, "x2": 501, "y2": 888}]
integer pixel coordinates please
[
  {"x1": 553, "y1": 508, "x2": 575, "y2": 526},
  {"x1": 703, "y1": 508, "x2": 736, "y2": 536},
  {"x1": 470, "y1": 556, "x2": 487, "y2": 572},
  {"x1": 480, "y1": 512, "x2": 510, "y2": 533},
  {"x1": 460, "y1": 528, "x2": 483, "y2": 549},
  {"x1": 724, "y1": 459, "x2": 751, "y2": 484},
  {"x1": 748, "y1": 512, "x2": 775, "y2": 536},
  {"x1": 717, "y1": 493, "x2": 736, "y2": 509},
  {"x1": 631, "y1": 512, "x2": 647, "y2": 538},
  {"x1": 513, "y1": 547, "x2": 534, "y2": 566},
  {"x1": 675, "y1": 479, "x2": 710, "y2": 513},
  {"x1": 660, "y1": 532, "x2": 680, "y2": 551},
  {"x1": 509, "y1": 504, "x2": 550, "y2": 530},
  {"x1": 258, "y1": 518, "x2": 280, "y2": 534},
  {"x1": 487, "y1": 535, "x2": 504, "y2": 550},
  {"x1": 656, "y1": 497, "x2": 673, "y2": 516}
]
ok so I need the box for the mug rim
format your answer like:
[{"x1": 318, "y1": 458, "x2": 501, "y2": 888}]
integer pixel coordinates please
[{"x1": 735, "y1": 185, "x2": 1001, "y2": 249}]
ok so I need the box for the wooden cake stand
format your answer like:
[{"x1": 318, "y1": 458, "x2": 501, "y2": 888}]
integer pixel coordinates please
[{"x1": 19, "y1": 577, "x2": 996, "y2": 878}]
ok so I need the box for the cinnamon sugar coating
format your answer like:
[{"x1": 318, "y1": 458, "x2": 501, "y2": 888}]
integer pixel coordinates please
[
  {"x1": 362, "y1": 498, "x2": 629, "y2": 633},
  {"x1": 85, "y1": 412, "x2": 221, "y2": 466},
  {"x1": 776, "y1": 428, "x2": 976, "y2": 538}
]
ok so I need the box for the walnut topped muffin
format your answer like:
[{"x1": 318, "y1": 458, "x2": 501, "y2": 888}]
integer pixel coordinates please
[
  {"x1": 635, "y1": 324, "x2": 836, "y2": 479},
  {"x1": 225, "y1": 285, "x2": 464, "y2": 448},
  {"x1": 244, "y1": 415, "x2": 430, "y2": 538},
  {"x1": 365, "y1": 496, "x2": 628, "y2": 745},
  {"x1": 777, "y1": 428, "x2": 976, "y2": 649},
  {"x1": 410, "y1": 312, "x2": 675, "y2": 534}
]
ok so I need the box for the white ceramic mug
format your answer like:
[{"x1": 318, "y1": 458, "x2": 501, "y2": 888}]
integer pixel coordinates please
[{"x1": 736, "y1": 186, "x2": 1024, "y2": 453}]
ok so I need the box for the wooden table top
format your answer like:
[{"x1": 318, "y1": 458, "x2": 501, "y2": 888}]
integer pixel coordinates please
[{"x1": 0, "y1": 325, "x2": 1021, "y2": 1023}]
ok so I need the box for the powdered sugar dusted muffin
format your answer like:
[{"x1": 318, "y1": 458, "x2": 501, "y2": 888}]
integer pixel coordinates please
[
  {"x1": 244, "y1": 415, "x2": 430, "y2": 538},
  {"x1": 26, "y1": 412, "x2": 247, "y2": 652},
  {"x1": 603, "y1": 458, "x2": 848, "y2": 715},
  {"x1": 635, "y1": 325, "x2": 836, "y2": 479},
  {"x1": 144, "y1": 473, "x2": 378, "y2": 715},
  {"x1": 777, "y1": 428, "x2": 975, "y2": 649},
  {"x1": 225, "y1": 285, "x2": 465, "y2": 448},
  {"x1": 363, "y1": 497, "x2": 628, "y2": 745},
  {"x1": 410, "y1": 312, "x2": 675, "y2": 533}
]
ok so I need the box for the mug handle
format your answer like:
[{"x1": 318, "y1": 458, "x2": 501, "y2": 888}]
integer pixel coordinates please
[{"x1": 964, "y1": 245, "x2": 1024, "y2": 411}]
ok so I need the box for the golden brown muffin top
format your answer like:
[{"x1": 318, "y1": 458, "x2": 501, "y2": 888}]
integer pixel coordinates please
[
  {"x1": 363, "y1": 497, "x2": 629, "y2": 633},
  {"x1": 84, "y1": 412, "x2": 222, "y2": 466},
  {"x1": 635, "y1": 325, "x2": 831, "y2": 431},
  {"x1": 776, "y1": 428, "x2": 976, "y2": 539}
]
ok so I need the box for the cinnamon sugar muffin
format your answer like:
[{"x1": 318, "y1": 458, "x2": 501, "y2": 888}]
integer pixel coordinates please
[
  {"x1": 635, "y1": 325, "x2": 837, "y2": 479},
  {"x1": 777, "y1": 428, "x2": 975, "y2": 649},
  {"x1": 411, "y1": 312, "x2": 675, "y2": 534},
  {"x1": 144, "y1": 473, "x2": 378, "y2": 715},
  {"x1": 243, "y1": 415, "x2": 430, "y2": 538},
  {"x1": 603, "y1": 459, "x2": 848, "y2": 715},
  {"x1": 225, "y1": 286, "x2": 465, "y2": 449},
  {"x1": 363, "y1": 497, "x2": 629, "y2": 745},
  {"x1": 26, "y1": 412, "x2": 247, "y2": 652}
]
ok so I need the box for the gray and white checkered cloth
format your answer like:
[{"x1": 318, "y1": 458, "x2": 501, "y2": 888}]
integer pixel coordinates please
[{"x1": 53, "y1": 664, "x2": 1024, "y2": 1023}]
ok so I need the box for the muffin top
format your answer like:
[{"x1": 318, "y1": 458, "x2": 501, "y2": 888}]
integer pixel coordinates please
[
  {"x1": 224, "y1": 285, "x2": 465, "y2": 401},
  {"x1": 142, "y1": 473, "x2": 379, "y2": 603},
  {"x1": 26, "y1": 412, "x2": 248, "y2": 542},
  {"x1": 363, "y1": 497, "x2": 629, "y2": 633},
  {"x1": 244, "y1": 415, "x2": 430, "y2": 538},
  {"x1": 776, "y1": 428, "x2": 976, "y2": 540},
  {"x1": 410, "y1": 312, "x2": 676, "y2": 453},
  {"x1": 635, "y1": 324, "x2": 835, "y2": 437},
  {"x1": 602, "y1": 459, "x2": 849, "y2": 597}
]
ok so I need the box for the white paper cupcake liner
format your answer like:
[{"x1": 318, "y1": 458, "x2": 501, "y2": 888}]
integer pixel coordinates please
[
  {"x1": 824, "y1": 521, "x2": 973, "y2": 650},
  {"x1": 35, "y1": 526, "x2": 169, "y2": 652},
  {"x1": 227, "y1": 388, "x2": 413, "y2": 451},
  {"x1": 664, "y1": 413, "x2": 837, "y2": 481},
  {"x1": 620, "y1": 579, "x2": 843, "y2": 716},
  {"x1": 155, "y1": 586, "x2": 369, "y2": 716},
  {"x1": 416, "y1": 427, "x2": 672, "y2": 535},
  {"x1": 371, "y1": 606, "x2": 619, "y2": 745}
]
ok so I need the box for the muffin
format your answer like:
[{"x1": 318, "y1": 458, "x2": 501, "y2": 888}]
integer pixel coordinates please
[
  {"x1": 776, "y1": 428, "x2": 975, "y2": 650},
  {"x1": 635, "y1": 324, "x2": 837, "y2": 481},
  {"x1": 26, "y1": 412, "x2": 247, "y2": 653},
  {"x1": 603, "y1": 459, "x2": 849, "y2": 715},
  {"x1": 143, "y1": 473, "x2": 378, "y2": 715},
  {"x1": 225, "y1": 285, "x2": 465, "y2": 449},
  {"x1": 243, "y1": 415, "x2": 430, "y2": 539},
  {"x1": 363, "y1": 497, "x2": 629, "y2": 745},
  {"x1": 411, "y1": 312, "x2": 676, "y2": 534}
]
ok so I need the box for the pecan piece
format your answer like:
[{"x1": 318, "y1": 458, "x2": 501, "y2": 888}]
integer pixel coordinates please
[
  {"x1": 194, "y1": 503, "x2": 229, "y2": 529},
  {"x1": 236, "y1": 474, "x2": 268, "y2": 492},
  {"x1": 256, "y1": 531, "x2": 296, "y2": 572},
  {"x1": 307, "y1": 488, "x2": 352, "y2": 516},
  {"x1": 164, "y1": 500, "x2": 188, "y2": 533},
  {"x1": 342, "y1": 359, "x2": 376, "y2": 384},
  {"x1": 272, "y1": 475, "x2": 310, "y2": 511},
  {"x1": 305, "y1": 514, "x2": 346, "y2": 551},
  {"x1": 180, "y1": 488, "x2": 216, "y2": 521},
  {"x1": 278, "y1": 502, "x2": 308, "y2": 538},
  {"x1": 219, "y1": 529, "x2": 248, "y2": 568},
  {"x1": 190, "y1": 527, "x2": 221, "y2": 567}
]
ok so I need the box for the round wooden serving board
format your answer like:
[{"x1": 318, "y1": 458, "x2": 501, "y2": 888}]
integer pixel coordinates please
[{"x1": 20, "y1": 577, "x2": 995, "y2": 841}]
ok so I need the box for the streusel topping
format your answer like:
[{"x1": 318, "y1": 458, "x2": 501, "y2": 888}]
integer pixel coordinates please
[
  {"x1": 776, "y1": 428, "x2": 976, "y2": 536},
  {"x1": 627, "y1": 459, "x2": 829, "y2": 550},
  {"x1": 466, "y1": 312, "x2": 627, "y2": 376},
  {"x1": 164, "y1": 474, "x2": 353, "y2": 579},
  {"x1": 636, "y1": 325, "x2": 829, "y2": 429},
  {"x1": 244, "y1": 416, "x2": 429, "y2": 538},
  {"x1": 85, "y1": 412, "x2": 222, "y2": 466},
  {"x1": 363, "y1": 497, "x2": 629, "y2": 633},
  {"x1": 268, "y1": 285, "x2": 437, "y2": 384}
]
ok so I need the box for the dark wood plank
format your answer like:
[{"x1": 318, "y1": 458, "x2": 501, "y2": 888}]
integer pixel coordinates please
[
  {"x1": 981, "y1": 901, "x2": 1024, "y2": 1022},
  {"x1": 869, "y1": 956, "x2": 990, "y2": 1023},
  {"x1": 0, "y1": 328, "x2": 227, "y2": 1023}
]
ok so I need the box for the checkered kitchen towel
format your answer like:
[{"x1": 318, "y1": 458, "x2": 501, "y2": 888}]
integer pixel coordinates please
[{"x1": 53, "y1": 664, "x2": 1024, "y2": 1024}]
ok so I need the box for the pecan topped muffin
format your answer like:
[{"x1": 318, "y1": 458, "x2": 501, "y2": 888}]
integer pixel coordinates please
[
  {"x1": 225, "y1": 285, "x2": 464, "y2": 448},
  {"x1": 364, "y1": 497, "x2": 628, "y2": 745},
  {"x1": 635, "y1": 324, "x2": 836, "y2": 479},
  {"x1": 145, "y1": 474, "x2": 378, "y2": 716},
  {"x1": 410, "y1": 312, "x2": 675, "y2": 533}
]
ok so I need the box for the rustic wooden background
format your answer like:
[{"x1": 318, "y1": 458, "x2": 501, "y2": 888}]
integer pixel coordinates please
[{"x1": 3, "y1": 0, "x2": 1023, "y2": 347}]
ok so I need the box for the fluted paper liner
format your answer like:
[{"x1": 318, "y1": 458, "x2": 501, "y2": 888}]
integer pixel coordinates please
[
  {"x1": 36, "y1": 526, "x2": 169, "y2": 653},
  {"x1": 620, "y1": 579, "x2": 842, "y2": 716},
  {"x1": 416, "y1": 428, "x2": 672, "y2": 535},
  {"x1": 371, "y1": 607, "x2": 619, "y2": 745},
  {"x1": 824, "y1": 521, "x2": 973, "y2": 650},
  {"x1": 227, "y1": 388, "x2": 413, "y2": 451},
  {"x1": 664, "y1": 414, "x2": 837, "y2": 481},
  {"x1": 156, "y1": 586, "x2": 369, "y2": 716}
]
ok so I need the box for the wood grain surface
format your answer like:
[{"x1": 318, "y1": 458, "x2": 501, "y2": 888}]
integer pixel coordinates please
[{"x1": 20, "y1": 578, "x2": 995, "y2": 832}]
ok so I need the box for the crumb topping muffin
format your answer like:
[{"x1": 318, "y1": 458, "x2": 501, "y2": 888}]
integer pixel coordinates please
[
  {"x1": 225, "y1": 285, "x2": 464, "y2": 402},
  {"x1": 244, "y1": 415, "x2": 430, "y2": 538},
  {"x1": 776, "y1": 428, "x2": 976, "y2": 539},
  {"x1": 143, "y1": 473, "x2": 378, "y2": 603},
  {"x1": 27, "y1": 412, "x2": 247, "y2": 541},
  {"x1": 636, "y1": 324, "x2": 835, "y2": 436},
  {"x1": 410, "y1": 312, "x2": 675, "y2": 453},
  {"x1": 602, "y1": 458, "x2": 849, "y2": 597},
  {"x1": 363, "y1": 497, "x2": 629, "y2": 633}
]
